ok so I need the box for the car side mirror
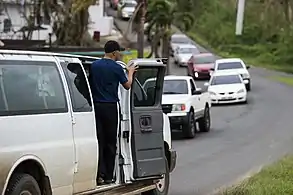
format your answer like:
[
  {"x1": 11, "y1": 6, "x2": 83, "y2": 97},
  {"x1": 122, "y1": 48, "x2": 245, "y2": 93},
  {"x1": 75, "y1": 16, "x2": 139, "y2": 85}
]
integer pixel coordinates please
[
  {"x1": 243, "y1": 80, "x2": 249, "y2": 84},
  {"x1": 210, "y1": 68, "x2": 214, "y2": 71},
  {"x1": 246, "y1": 65, "x2": 250, "y2": 69},
  {"x1": 204, "y1": 82, "x2": 209, "y2": 87}
]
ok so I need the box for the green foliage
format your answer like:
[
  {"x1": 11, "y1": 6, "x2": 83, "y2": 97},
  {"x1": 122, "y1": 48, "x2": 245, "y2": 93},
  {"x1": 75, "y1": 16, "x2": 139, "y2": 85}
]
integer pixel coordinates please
[
  {"x1": 42, "y1": 0, "x2": 97, "y2": 46},
  {"x1": 181, "y1": 0, "x2": 293, "y2": 71},
  {"x1": 221, "y1": 156, "x2": 293, "y2": 195}
]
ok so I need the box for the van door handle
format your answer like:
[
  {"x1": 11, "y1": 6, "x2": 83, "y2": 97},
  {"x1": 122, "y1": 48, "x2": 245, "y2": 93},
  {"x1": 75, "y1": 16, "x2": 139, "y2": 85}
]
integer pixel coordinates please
[{"x1": 139, "y1": 115, "x2": 152, "y2": 133}]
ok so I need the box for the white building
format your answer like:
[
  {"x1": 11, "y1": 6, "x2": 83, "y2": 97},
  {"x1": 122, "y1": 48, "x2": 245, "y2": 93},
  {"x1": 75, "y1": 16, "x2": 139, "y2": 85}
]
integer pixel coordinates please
[{"x1": 0, "y1": 0, "x2": 113, "y2": 42}]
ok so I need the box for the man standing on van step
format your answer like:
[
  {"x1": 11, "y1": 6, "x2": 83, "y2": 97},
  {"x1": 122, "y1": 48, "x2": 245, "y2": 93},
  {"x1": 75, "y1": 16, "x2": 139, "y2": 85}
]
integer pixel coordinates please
[{"x1": 91, "y1": 40, "x2": 137, "y2": 185}]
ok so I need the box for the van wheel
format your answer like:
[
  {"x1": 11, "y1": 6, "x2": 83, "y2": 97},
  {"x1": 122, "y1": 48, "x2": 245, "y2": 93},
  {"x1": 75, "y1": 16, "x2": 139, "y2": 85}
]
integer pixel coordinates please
[
  {"x1": 142, "y1": 159, "x2": 170, "y2": 195},
  {"x1": 6, "y1": 174, "x2": 41, "y2": 195},
  {"x1": 182, "y1": 110, "x2": 196, "y2": 138},
  {"x1": 198, "y1": 106, "x2": 211, "y2": 132}
]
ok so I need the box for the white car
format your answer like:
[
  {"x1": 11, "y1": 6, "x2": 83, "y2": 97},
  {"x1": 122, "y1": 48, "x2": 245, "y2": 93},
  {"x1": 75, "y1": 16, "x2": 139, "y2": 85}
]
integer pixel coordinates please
[
  {"x1": 0, "y1": 51, "x2": 176, "y2": 195},
  {"x1": 205, "y1": 72, "x2": 248, "y2": 104},
  {"x1": 173, "y1": 44, "x2": 200, "y2": 66},
  {"x1": 170, "y1": 34, "x2": 191, "y2": 55},
  {"x1": 143, "y1": 75, "x2": 212, "y2": 139},
  {"x1": 211, "y1": 58, "x2": 251, "y2": 91},
  {"x1": 118, "y1": 0, "x2": 137, "y2": 19}
]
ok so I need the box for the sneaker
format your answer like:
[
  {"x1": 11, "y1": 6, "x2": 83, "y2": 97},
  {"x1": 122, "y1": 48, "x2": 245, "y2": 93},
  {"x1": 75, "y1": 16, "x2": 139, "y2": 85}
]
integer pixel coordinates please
[{"x1": 97, "y1": 177, "x2": 104, "y2": 185}]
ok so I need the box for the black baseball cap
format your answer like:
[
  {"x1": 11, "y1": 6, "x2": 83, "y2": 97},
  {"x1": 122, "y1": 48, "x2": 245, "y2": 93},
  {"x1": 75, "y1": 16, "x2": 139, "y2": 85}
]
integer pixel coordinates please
[{"x1": 104, "y1": 40, "x2": 125, "y2": 53}]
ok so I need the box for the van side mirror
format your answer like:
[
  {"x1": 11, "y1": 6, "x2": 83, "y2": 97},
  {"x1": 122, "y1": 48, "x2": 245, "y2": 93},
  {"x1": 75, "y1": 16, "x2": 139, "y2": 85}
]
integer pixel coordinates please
[
  {"x1": 210, "y1": 68, "x2": 214, "y2": 71},
  {"x1": 246, "y1": 65, "x2": 250, "y2": 69}
]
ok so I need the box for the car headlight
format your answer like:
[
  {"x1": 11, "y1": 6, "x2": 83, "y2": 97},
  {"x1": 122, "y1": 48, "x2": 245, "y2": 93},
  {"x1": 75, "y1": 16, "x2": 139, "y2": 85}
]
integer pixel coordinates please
[
  {"x1": 122, "y1": 11, "x2": 128, "y2": 16},
  {"x1": 209, "y1": 91, "x2": 216, "y2": 95},
  {"x1": 172, "y1": 104, "x2": 186, "y2": 111},
  {"x1": 237, "y1": 89, "x2": 245, "y2": 93}
]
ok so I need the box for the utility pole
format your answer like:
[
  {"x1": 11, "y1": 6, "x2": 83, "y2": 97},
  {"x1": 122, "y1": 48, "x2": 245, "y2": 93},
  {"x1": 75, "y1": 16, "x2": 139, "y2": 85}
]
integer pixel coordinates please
[
  {"x1": 235, "y1": 0, "x2": 245, "y2": 35},
  {"x1": 137, "y1": 0, "x2": 146, "y2": 58}
]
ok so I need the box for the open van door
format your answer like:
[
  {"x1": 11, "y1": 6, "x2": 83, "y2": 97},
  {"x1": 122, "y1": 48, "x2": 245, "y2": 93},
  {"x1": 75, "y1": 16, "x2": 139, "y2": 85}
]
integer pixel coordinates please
[{"x1": 129, "y1": 59, "x2": 167, "y2": 180}]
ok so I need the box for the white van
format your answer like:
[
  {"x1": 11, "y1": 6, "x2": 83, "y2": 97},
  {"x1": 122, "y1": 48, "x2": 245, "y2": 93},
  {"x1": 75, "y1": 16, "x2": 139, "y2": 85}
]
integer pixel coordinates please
[{"x1": 0, "y1": 50, "x2": 176, "y2": 195}]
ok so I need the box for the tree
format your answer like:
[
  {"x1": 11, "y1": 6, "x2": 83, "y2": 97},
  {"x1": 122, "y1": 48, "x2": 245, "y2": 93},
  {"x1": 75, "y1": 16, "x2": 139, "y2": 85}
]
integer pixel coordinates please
[
  {"x1": 145, "y1": 0, "x2": 194, "y2": 74},
  {"x1": 41, "y1": 0, "x2": 97, "y2": 46}
]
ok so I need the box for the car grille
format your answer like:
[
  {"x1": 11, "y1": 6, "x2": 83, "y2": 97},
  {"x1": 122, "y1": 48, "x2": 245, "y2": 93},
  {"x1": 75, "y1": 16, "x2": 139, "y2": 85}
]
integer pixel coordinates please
[
  {"x1": 162, "y1": 104, "x2": 172, "y2": 114},
  {"x1": 219, "y1": 92, "x2": 234, "y2": 95}
]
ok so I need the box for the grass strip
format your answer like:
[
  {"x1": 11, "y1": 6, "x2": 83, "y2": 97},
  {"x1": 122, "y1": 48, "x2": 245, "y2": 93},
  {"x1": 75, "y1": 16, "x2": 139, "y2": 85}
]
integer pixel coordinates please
[{"x1": 219, "y1": 155, "x2": 293, "y2": 195}]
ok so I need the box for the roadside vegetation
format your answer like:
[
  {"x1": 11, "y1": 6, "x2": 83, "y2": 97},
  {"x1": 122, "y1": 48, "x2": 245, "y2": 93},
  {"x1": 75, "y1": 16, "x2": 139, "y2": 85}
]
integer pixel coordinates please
[
  {"x1": 122, "y1": 50, "x2": 149, "y2": 63},
  {"x1": 220, "y1": 156, "x2": 293, "y2": 195},
  {"x1": 176, "y1": 0, "x2": 293, "y2": 73}
]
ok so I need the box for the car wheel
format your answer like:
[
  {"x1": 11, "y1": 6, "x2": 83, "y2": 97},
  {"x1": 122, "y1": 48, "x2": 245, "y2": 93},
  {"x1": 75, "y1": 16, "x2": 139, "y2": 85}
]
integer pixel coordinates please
[
  {"x1": 6, "y1": 174, "x2": 41, "y2": 195},
  {"x1": 182, "y1": 110, "x2": 196, "y2": 138},
  {"x1": 142, "y1": 159, "x2": 170, "y2": 195},
  {"x1": 198, "y1": 106, "x2": 211, "y2": 132},
  {"x1": 246, "y1": 83, "x2": 251, "y2": 91}
]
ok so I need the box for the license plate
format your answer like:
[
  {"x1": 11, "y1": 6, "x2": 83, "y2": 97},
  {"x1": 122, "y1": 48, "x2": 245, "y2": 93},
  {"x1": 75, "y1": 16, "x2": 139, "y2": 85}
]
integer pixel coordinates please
[{"x1": 222, "y1": 96, "x2": 233, "y2": 100}]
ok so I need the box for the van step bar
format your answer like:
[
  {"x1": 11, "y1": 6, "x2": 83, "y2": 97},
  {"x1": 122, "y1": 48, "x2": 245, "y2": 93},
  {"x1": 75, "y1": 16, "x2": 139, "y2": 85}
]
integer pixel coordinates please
[{"x1": 95, "y1": 183, "x2": 156, "y2": 195}]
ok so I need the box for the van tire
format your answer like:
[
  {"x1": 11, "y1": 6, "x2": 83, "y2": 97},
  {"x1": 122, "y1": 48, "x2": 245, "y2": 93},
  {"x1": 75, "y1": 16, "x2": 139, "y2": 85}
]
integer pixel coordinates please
[
  {"x1": 142, "y1": 159, "x2": 170, "y2": 195},
  {"x1": 198, "y1": 106, "x2": 211, "y2": 132},
  {"x1": 6, "y1": 174, "x2": 41, "y2": 195},
  {"x1": 182, "y1": 110, "x2": 196, "y2": 138}
]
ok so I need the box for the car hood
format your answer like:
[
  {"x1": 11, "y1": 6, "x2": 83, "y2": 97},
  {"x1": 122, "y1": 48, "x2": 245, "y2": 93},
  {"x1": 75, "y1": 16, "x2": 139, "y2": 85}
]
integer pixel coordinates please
[
  {"x1": 178, "y1": 54, "x2": 192, "y2": 62},
  {"x1": 208, "y1": 83, "x2": 245, "y2": 93},
  {"x1": 162, "y1": 94, "x2": 190, "y2": 104},
  {"x1": 122, "y1": 7, "x2": 135, "y2": 13},
  {"x1": 171, "y1": 43, "x2": 183, "y2": 49},
  {"x1": 194, "y1": 63, "x2": 214, "y2": 70},
  {"x1": 214, "y1": 69, "x2": 249, "y2": 75}
]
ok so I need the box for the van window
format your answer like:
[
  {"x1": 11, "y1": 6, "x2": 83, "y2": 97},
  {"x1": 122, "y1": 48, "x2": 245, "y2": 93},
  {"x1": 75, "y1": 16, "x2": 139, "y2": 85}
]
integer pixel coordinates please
[
  {"x1": 60, "y1": 62, "x2": 92, "y2": 112},
  {"x1": 136, "y1": 68, "x2": 159, "y2": 107},
  {"x1": 0, "y1": 60, "x2": 68, "y2": 116},
  {"x1": 133, "y1": 79, "x2": 147, "y2": 107}
]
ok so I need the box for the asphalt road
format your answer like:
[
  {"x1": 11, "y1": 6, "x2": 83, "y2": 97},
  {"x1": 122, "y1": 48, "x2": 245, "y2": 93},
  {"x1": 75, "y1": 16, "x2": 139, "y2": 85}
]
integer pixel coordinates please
[{"x1": 107, "y1": 5, "x2": 293, "y2": 195}]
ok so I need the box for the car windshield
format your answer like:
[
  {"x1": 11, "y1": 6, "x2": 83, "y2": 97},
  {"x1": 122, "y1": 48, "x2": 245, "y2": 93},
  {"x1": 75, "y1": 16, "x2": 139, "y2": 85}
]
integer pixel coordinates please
[
  {"x1": 124, "y1": 3, "x2": 136, "y2": 7},
  {"x1": 171, "y1": 37, "x2": 189, "y2": 44},
  {"x1": 144, "y1": 79, "x2": 188, "y2": 94},
  {"x1": 179, "y1": 48, "x2": 198, "y2": 54},
  {"x1": 217, "y1": 62, "x2": 243, "y2": 70},
  {"x1": 211, "y1": 75, "x2": 242, "y2": 85},
  {"x1": 194, "y1": 55, "x2": 215, "y2": 64}
]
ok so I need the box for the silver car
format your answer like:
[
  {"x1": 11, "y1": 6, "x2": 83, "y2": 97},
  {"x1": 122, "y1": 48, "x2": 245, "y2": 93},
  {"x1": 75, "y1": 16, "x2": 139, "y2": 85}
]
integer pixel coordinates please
[
  {"x1": 174, "y1": 44, "x2": 200, "y2": 66},
  {"x1": 170, "y1": 34, "x2": 191, "y2": 56}
]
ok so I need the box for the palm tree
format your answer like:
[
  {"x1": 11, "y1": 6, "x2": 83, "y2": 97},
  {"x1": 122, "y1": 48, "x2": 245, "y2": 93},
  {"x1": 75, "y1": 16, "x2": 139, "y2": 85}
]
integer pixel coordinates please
[{"x1": 145, "y1": 0, "x2": 194, "y2": 74}]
